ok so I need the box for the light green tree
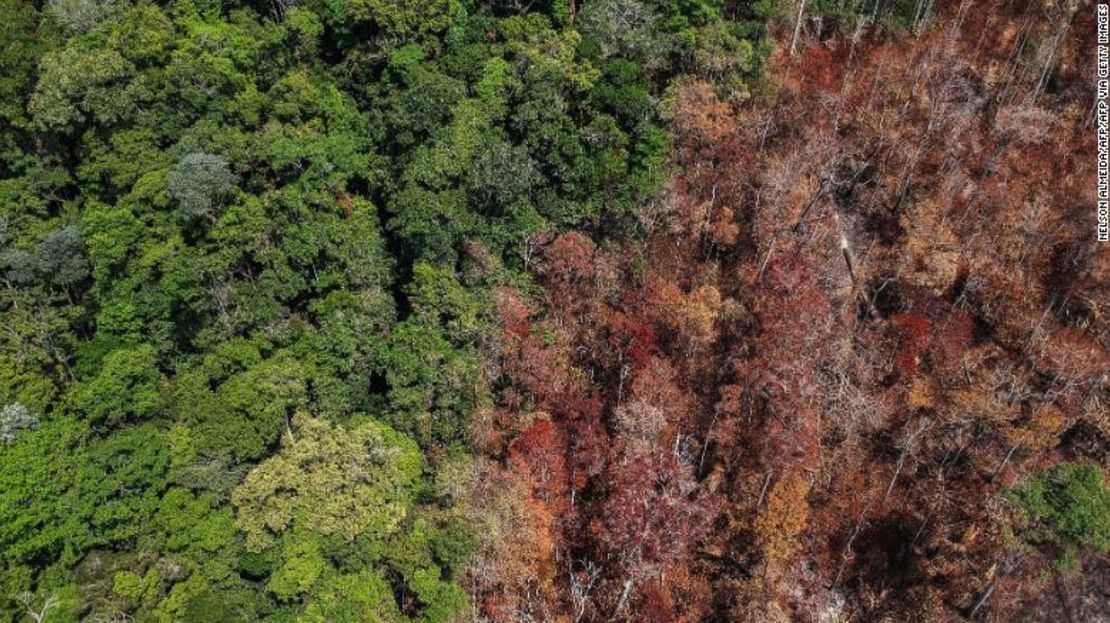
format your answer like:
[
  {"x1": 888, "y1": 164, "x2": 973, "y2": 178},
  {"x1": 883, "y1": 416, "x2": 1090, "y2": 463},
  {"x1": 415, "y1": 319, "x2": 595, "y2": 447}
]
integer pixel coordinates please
[
  {"x1": 348, "y1": 0, "x2": 460, "y2": 38},
  {"x1": 232, "y1": 413, "x2": 422, "y2": 552},
  {"x1": 29, "y1": 43, "x2": 137, "y2": 131}
]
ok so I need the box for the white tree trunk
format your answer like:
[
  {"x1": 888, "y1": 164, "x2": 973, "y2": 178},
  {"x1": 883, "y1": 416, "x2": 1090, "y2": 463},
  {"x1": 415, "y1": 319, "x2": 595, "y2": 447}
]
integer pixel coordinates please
[{"x1": 790, "y1": 0, "x2": 808, "y2": 57}]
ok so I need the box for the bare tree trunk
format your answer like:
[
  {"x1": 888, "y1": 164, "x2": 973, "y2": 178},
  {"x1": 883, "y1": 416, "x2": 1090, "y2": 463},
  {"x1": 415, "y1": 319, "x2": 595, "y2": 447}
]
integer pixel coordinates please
[
  {"x1": 20, "y1": 594, "x2": 59, "y2": 623},
  {"x1": 990, "y1": 443, "x2": 1019, "y2": 482},
  {"x1": 1028, "y1": 23, "x2": 1067, "y2": 104},
  {"x1": 614, "y1": 578, "x2": 634, "y2": 615},
  {"x1": 569, "y1": 558, "x2": 599, "y2": 623},
  {"x1": 790, "y1": 0, "x2": 808, "y2": 57},
  {"x1": 792, "y1": 179, "x2": 828, "y2": 233},
  {"x1": 755, "y1": 471, "x2": 773, "y2": 508},
  {"x1": 967, "y1": 580, "x2": 996, "y2": 619},
  {"x1": 701, "y1": 182, "x2": 719, "y2": 258},
  {"x1": 883, "y1": 449, "x2": 909, "y2": 504},
  {"x1": 913, "y1": 0, "x2": 935, "y2": 36},
  {"x1": 883, "y1": 418, "x2": 931, "y2": 503},
  {"x1": 698, "y1": 407, "x2": 719, "y2": 476},
  {"x1": 616, "y1": 359, "x2": 629, "y2": 406},
  {"x1": 834, "y1": 499, "x2": 871, "y2": 586},
  {"x1": 832, "y1": 211, "x2": 857, "y2": 285},
  {"x1": 756, "y1": 234, "x2": 778, "y2": 283}
]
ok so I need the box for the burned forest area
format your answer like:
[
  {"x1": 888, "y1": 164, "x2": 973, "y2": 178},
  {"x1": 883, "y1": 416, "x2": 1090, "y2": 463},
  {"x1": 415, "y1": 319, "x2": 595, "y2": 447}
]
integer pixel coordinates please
[{"x1": 475, "y1": 3, "x2": 1108, "y2": 621}]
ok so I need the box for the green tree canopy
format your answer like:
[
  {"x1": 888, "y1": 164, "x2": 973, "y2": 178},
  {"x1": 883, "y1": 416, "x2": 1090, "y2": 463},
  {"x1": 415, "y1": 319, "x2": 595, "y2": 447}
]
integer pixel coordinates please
[
  {"x1": 232, "y1": 413, "x2": 422, "y2": 552},
  {"x1": 1010, "y1": 463, "x2": 1110, "y2": 569}
]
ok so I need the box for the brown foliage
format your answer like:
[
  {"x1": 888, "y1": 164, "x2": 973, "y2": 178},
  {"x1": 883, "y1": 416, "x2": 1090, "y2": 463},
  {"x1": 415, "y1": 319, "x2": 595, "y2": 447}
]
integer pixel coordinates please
[{"x1": 470, "y1": 2, "x2": 1108, "y2": 620}]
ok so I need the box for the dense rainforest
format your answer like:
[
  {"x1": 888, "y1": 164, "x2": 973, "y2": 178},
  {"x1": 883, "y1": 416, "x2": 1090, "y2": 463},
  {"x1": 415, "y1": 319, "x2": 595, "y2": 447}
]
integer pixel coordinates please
[{"x1": 0, "y1": 0, "x2": 1107, "y2": 620}]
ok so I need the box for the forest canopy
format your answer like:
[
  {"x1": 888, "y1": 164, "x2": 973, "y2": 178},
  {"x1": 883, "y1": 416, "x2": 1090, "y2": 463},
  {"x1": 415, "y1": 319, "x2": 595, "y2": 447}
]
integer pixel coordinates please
[{"x1": 1, "y1": 0, "x2": 1107, "y2": 621}]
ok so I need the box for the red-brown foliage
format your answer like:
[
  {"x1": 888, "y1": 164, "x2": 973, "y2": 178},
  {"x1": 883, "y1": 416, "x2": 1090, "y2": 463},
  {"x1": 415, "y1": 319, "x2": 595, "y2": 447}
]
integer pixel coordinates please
[{"x1": 469, "y1": 3, "x2": 1109, "y2": 620}]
